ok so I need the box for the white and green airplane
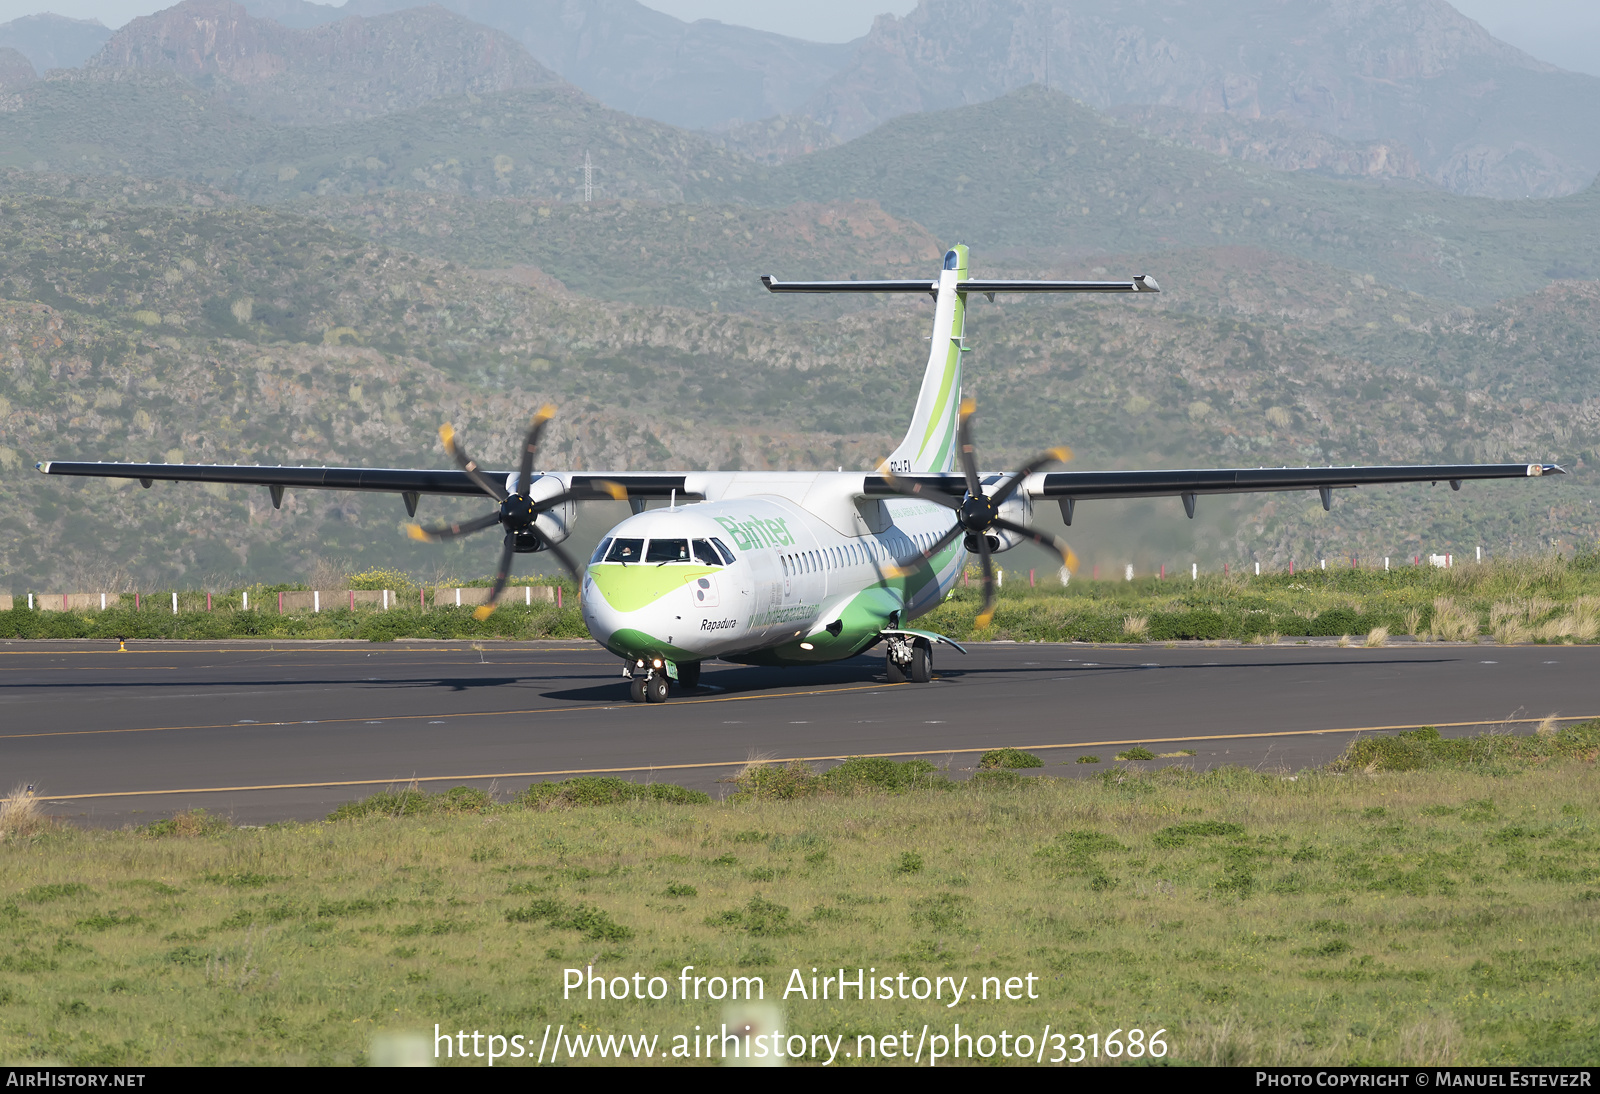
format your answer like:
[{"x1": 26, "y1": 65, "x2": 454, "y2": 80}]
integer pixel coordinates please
[{"x1": 39, "y1": 245, "x2": 1562, "y2": 703}]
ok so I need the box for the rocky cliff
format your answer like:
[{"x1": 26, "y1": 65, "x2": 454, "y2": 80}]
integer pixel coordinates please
[
  {"x1": 0, "y1": 47, "x2": 36, "y2": 90},
  {"x1": 88, "y1": 0, "x2": 563, "y2": 125},
  {"x1": 803, "y1": 0, "x2": 1600, "y2": 199}
]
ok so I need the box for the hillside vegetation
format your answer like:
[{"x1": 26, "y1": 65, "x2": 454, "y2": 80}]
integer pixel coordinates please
[
  {"x1": 0, "y1": 72, "x2": 760, "y2": 206},
  {"x1": 1, "y1": 187, "x2": 1594, "y2": 588}
]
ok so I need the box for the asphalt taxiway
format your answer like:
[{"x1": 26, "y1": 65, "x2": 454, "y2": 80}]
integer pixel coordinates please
[{"x1": 1, "y1": 639, "x2": 1593, "y2": 825}]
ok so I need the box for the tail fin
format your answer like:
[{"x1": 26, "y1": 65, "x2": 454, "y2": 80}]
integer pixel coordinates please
[
  {"x1": 882, "y1": 245, "x2": 968, "y2": 474},
  {"x1": 756, "y1": 248, "x2": 1157, "y2": 476}
]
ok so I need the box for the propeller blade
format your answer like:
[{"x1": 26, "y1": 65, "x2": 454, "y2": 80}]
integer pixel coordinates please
[
  {"x1": 992, "y1": 516, "x2": 1079, "y2": 573},
  {"x1": 878, "y1": 468, "x2": 962, "y2": 510},
  {"x1": 991, "y1": 446, "x2": 1073, "y2": 505},
  {"x1": 472, "y1": 532, "x2": 518, "y2": 620},
  {"x1": 956, "y1": 396, "x2": 983, "y2": 498},
  {"x1": 405, "y1": 510, "x2": 501, "y2": 542},
  {"x1": 515, "y1": 404, "x2": 557, "y2": 495},
  {"x1": 439, "y1": 423, "x2": 508, "y2": 501},
  {"x1": 590, "y1": 479, "x2": 629, "y2": 502},
  {"x1": 533, "y1": 528, "x2": 584, "y2": 585},
  {"x1": 527, "y1": 488, "x2": 584, "y2": 514},
  {"x1": 974, "y1": 531, "x2": 997, "y2": 629}
]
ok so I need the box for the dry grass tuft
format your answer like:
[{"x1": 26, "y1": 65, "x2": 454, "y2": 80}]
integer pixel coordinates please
[
  {"x1": 1121, "y1": 614, "x2": 1149, "y2": 639},
  {"x1": 1430, "y1": 597, "x2": 1479, "y2": 642},
  {"x1": 1364, "y1": 626, "x2": 1389, "y2": 648},
  {"x1": 1402, "y1": 608, "x2": 1423, "y2": 637},
  {"x1": 1398, "y1": 1016, "x2": 1462, "y2": 1065},
  {"x1": 1336, "y1": 634, "x2": 1352, "y2": 647},
  {"x1": 1494, "y1": 619, "x2": 1532, "y2": 645},
  {"x1": 1190, "y1": 1017, "x2": 1260, "y2": 1066},
  {"x1": 1536, "y1": 714, "x2": 1561, "y2": 738},
  {"x1": 0, "y1": 784, "x2": 47, "y2": 838}
]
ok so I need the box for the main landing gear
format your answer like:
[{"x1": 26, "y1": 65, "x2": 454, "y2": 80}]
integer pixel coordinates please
[
  {"x1": 625, "y1": 657, "x2": 700, "y2": 703},
  {"x1": 885, "y1": 634, "x2": 932, "y2": 684}
]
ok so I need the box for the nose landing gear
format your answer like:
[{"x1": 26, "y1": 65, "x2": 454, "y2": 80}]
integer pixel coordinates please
[{"x1": 624, "y1": 657, "x2": 697, "y2": 702}]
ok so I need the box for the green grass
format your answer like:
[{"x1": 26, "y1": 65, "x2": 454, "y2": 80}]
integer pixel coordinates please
[
  {"x1": 6, "y1": 556, "x2": 1599, "y2": 645},
  {"x1": 920, "y1": 556, "x2": 1600, "y2": 644},
  {"x1": 1, "y1": 736, "x2": 1596, "y2": 1066}
]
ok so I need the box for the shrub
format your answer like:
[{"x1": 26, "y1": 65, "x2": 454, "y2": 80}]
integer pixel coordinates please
[
  {"x1": 1075, "y1": 755, "x2": 1101, "y2": 764},
  {"x1": 1151, "y1": 821, "x2": 1246, "y2": 848},
  {"x1": 1147, "y1": 610, "x2": 1230, "y2": 640},
  {"x1": 138, "y1": 809, "x2": 231, "y2": 838},
  {"x1": 1332, "y1": 720, "x2": 1600, "y2": 772},
  {"x1": 821, "y1": 756, "x2": 948, "y2": 794},
  {"x1": 346, "y1": 568, "x2": 417, "y2": 598},
  {"x1": 517, "y1": 777, "x2": 708, "y2": 808},
  {"x1": 897, "y1": 851, "x2": 924, "y2": 874},
  {"x1": 706, "y1": 896, "x2": 798, "y2": 937},
  {"x1": 506, "y1": 898, "x2": 633, "y2": 941},
  {"x1": 1116, "y1": 746, "x2": 1156, "y2": 761},
  {"x1": 978, "y1": 747, "x2": 1043, "y2": 769}
]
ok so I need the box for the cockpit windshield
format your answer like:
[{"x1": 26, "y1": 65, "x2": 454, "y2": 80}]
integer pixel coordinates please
[
  {"x1": 604, "y1": 538, "x2": 643, "y2": 563},
  {"x1": 597, "y1": 536, "x2": 733, "y2": 565},
  {"x1": 644, "y1": 538, "x2": 691, "y2": 564}
]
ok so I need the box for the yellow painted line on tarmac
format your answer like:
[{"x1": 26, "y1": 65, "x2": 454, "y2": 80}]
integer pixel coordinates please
[
  {"x1": 0, "y1": 681, "x2": 902, "y2": 741},
  {"x1": 31, "y1": 714, "x2": 1600, "y2": 803}
]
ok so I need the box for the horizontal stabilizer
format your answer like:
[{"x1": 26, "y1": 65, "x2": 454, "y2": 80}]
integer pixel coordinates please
[{"x1": 759, "y1": 274, "x2": 1158, "y2": 295}]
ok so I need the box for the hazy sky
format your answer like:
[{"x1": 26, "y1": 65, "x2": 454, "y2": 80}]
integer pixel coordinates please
[{"x1": 0, "y1": 1, "x2": 1595, "y2": 76}]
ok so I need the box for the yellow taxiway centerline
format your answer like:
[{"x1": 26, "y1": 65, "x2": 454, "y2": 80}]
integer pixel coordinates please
[
  {"x1": 0, "y1": 681, "x2": 905, "y2": 740},
  {"x1": 30, "y1": 714, "x2": 1598, "y2": 802}
]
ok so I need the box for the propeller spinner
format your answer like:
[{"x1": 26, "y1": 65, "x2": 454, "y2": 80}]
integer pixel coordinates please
[
  {"x1": 405, "y1": 406, "x2": 623, "y2": 620},
  {"x1": 885, "y1": 398, "x2": 1078, "y2": 628}
]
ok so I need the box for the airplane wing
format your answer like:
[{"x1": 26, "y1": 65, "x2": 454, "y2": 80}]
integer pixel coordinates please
[
  {"x1": 34, "y1": 461, "x2": 697, "y2": 515},
  {"x1": 862, "y1": 462, "x2": 1564, "y2": 518}
]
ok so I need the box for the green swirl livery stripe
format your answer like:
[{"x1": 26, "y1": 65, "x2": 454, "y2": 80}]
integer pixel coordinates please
[{"x1": 915, "y1": 317, "x2": 962, "y2": 468}]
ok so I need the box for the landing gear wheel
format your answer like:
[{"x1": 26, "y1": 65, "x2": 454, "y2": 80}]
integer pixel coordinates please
[
  {"x1": 886, "y1": 651, "x2": 908, "y2": 684},
  {"x1": 910, "y1": 640, "x2": 932, "y2": 683},
  {"x1": 629, "y1": 677, "x2": 647, "y2": 703},
  {"x1": 676, "y1": 662, "x2": 701, "y2": 690},
  {"x1": 645, "y1": 675, "x2": 670, "y2": 703}
]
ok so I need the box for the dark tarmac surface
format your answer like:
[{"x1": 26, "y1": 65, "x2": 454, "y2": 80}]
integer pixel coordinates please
[{"x1": 1, "y1": 638, "x2": 1594, "y2": 826}]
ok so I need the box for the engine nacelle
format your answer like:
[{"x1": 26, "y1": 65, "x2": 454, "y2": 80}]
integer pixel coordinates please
[
  {"x1": 505, "y1": 472, "x2": 575, "y2": 550},
  {"x1": 989, "y1": 493, "x2": 1035, "y2": 553}
]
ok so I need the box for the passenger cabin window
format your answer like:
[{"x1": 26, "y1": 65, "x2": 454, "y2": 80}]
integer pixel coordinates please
[
  {"x1": 711, "y1": 538, "x2": 736, "y2": 564},
  {"x1": 692, "y1": 539, "x2": 721, "y2": 566},
  {"x1": 605, "y1": 538, "x2": 643, "y2": 563},
  {"x1": 590, "y1": 538, "x2": 613, "y2": 565},
  {"x1": 645, "y1": 538, "x2": 691, "y2": 564}
]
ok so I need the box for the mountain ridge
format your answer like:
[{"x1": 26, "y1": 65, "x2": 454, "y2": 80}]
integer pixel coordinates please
[
  {"x1": 88, "y1": 0, "x2": 564, "y2": 125},
  {"x1": 0, "y1": 12, "x2": 112, "y2": 72},
  {"x1": 801, "y1": 0, "x2": 1600, "y2": 199}
]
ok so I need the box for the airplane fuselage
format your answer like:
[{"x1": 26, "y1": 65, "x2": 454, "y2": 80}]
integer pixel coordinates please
[{"x1": 582, "y1": 493, "x2": 966, "y2": 671}]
